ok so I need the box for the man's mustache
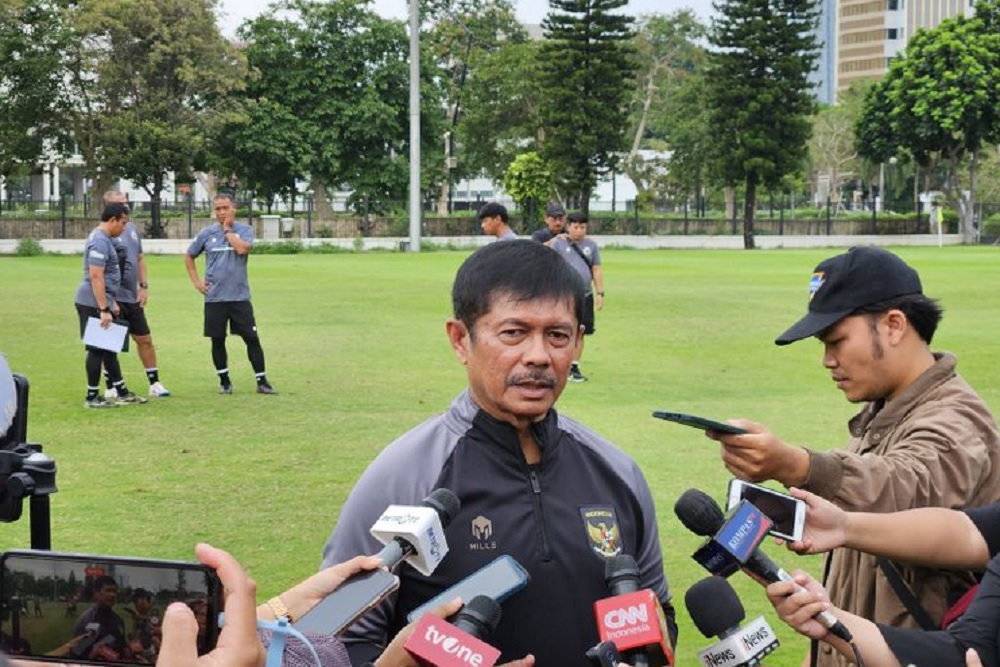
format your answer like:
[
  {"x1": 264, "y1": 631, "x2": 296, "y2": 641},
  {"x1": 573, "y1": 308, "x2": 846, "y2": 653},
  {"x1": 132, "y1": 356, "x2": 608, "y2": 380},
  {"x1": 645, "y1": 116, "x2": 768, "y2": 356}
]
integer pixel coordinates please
[{"x1": 507, "y1": 371, "x2": 557, "y2": 388}]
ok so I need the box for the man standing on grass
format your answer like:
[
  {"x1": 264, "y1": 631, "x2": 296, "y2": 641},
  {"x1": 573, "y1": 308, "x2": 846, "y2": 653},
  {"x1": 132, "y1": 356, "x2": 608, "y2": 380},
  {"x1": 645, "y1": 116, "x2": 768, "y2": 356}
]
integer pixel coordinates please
[
  {"x1": 185, "y1": 193, "x2": 275, "y2": 395},
  {"x1": 75, "y1": 203, "x2": 148, "y2": 408},
  {"x1": 708, "y1": 246, "x2": 1000, "y2": 667},
  {"x1": 321, "y1": 240, "x2": 674, "y2": 667},
  {"x1": 530, "y1": 202, "x2": 566, "y2": 244},
  {"x1": 478, "y1": 202, "x2": 517, "y2": 241},
  {"x1": 550, "y1": 212, "x2": 603, "y2": 382},
  {"x1": 101, "y1": 190, "x2": 171, "y2": 399}
]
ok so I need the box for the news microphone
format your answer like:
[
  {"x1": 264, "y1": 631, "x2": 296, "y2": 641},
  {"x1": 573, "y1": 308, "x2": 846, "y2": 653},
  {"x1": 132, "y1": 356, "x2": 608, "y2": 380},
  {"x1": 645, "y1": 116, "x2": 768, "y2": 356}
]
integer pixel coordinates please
[
  {"x1": 404, "y1": 595, "x2": 502, "y2": 667},
  {"x1": 371, "y1": 487, "x2": 461, "y2": 575},
  {"x1": 674, "y1": 488, "x2": 853, "y2": 643},
  {"x1": 593, "y1": 554, "x2": 675, "y2": 666},
  {"x1": 293, "y1": 488, "x2": 460, "y2": 636},
  {"x1": 685, "y1": 576, "x2": 779, "y2": 667}
]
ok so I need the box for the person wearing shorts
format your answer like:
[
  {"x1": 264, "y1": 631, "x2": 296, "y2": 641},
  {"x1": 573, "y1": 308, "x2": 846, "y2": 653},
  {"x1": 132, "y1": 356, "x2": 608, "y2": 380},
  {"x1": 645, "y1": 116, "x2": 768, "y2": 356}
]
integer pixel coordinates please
[{"x1": 185, "y1": 193, "x2": 275, "y2": 395}]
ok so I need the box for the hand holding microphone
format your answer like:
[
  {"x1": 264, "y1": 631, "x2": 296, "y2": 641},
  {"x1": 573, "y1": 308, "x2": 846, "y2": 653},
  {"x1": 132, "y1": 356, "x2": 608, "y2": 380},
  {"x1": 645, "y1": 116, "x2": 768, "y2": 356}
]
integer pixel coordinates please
[
  {"x1": 403, "y1": 596, "x2": 503, "y2": 667},
  {"x1": 673, "y1": 488, "x2": 853, "y2": 644},
  {"x1": 294, "y1": 489, "x2": 461, "y2": 636}
]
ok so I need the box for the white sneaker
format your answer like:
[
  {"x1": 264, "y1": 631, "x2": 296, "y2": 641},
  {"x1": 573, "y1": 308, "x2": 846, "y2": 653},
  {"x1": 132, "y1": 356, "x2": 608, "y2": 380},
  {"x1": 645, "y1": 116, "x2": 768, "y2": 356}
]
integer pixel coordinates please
[
  {"x1": 104, "y1": 387, "x2": 118, "y2": 400},
  {"x1": 149, "y1": 381, "x2": 172, "y2": 397}
]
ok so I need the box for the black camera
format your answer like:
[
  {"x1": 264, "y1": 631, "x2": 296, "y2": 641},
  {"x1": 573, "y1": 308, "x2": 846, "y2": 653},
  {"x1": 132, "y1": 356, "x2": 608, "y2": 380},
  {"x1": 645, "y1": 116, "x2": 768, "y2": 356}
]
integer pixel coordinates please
[{"x1": 0, "y1": 354, "x2": 57, "y2": 546}]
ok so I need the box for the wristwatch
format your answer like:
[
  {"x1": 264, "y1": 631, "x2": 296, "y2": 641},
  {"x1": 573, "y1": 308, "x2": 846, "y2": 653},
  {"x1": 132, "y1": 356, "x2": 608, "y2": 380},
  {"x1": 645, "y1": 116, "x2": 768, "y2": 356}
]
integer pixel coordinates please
[
  {"x1": 139, "y1": 282, "x2": 148, "y2": 289},
  {"x1": 99, "y1": 306, "x2": 111, "y2": 313},
  {"x1": 597, "y1": 291, "x2": 605, "y2": 296}
]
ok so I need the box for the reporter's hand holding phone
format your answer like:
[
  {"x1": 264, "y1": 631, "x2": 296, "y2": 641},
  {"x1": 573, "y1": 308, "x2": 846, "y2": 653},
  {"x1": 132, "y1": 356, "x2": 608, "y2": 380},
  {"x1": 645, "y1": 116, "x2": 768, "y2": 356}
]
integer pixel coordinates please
[
  {"x1": 781, "y1": 487, "x2": 849, "y2": 555},
  {"x1": 158, "y1": 543, "x2": 265, "y2": 667},
  {"x1": 258, "y1": 554, "x2": 383, "y2": 624},
  {"x1": 709, "y1": 419, "x2": 812, "y2": 487}
]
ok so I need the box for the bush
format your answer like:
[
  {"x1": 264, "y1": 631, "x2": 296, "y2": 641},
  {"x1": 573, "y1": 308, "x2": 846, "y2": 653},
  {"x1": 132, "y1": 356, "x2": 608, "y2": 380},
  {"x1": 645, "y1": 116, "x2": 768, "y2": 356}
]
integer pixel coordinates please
[
  {"x1": 14, "y1": 238, "x2": 44, "y2": 256},
  {"x1": 254, "y1": 240, "x2": 304, "y2": 254},
  {"x1": 982, "y1": 213, "x2": 1000, "y2": 238}
]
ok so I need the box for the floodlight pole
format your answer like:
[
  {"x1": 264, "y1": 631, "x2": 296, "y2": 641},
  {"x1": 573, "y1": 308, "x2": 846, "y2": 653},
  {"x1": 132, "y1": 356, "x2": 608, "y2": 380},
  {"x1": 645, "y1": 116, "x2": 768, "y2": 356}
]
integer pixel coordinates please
[{"x1": 408, "y1": 0, "x2": 422, "y2": 252}]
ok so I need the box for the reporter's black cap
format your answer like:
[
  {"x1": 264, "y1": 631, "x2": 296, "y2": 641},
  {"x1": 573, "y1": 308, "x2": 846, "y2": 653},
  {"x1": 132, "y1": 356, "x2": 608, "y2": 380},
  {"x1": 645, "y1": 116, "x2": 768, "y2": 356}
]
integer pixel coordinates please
[{"x1": 775, "y1": 246, "x2": 922, "y2": 346}]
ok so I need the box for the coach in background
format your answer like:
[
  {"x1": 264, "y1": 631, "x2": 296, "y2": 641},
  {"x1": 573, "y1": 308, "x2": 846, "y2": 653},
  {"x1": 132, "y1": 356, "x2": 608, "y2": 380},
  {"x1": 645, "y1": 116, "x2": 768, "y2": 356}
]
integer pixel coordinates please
[
  {"x1": 530, "y1": 202, "x2": 566, "y2": 244},
  {"x1": 102, "y1": 190, "x2": 172, "y2": 399},
  {"x1": 550, "y1": 212, "x2": 603, "y2": 382},
  {"x1": 74, "y1": 203, "x2": 149, "y2": 408},
  {"x1": 185, "y1": 194, "x2": 275, "y2": 396},
  {"x1": 321, "y1": 240, "x2": 674, "y2": 666},
  {"x1": 708, "y1": 246, "x2": 1000, "y2": 666}
]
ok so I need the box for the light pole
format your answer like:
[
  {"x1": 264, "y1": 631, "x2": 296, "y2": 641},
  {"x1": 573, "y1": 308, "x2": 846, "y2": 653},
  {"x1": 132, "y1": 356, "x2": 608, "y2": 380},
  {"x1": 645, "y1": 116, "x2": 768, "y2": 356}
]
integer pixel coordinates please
[{"x1": 408, "y1": 0, "x2": 421, "y2": 252}]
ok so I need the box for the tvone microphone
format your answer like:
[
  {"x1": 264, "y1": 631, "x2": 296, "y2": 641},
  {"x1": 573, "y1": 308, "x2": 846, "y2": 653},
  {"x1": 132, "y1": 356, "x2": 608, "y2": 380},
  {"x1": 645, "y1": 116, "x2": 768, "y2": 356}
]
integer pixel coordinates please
[
  {"x1": 593, "y1": 554, "x2": 675, "y2": 666},
  {"x1": 685, "y1": 576, "x2": 779, "y2": 667},
  {"x1": 673, "y1": 488, "x2": 853, "y2": 643},
  {"x1": 404, "y1": 595, "x2": 502, "y2": 667},
  {"x1": 371, "y1": 487, "x2": 461, "y2": 575},
  {"x1": 293, "y1": 488, "x2": 460, "y2": 636}
]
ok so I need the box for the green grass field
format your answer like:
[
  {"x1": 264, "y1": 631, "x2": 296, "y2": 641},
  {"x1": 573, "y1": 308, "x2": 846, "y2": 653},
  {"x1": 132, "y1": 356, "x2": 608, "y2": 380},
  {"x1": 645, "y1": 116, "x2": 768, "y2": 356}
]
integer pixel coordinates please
[{"x1": 1, "y1": 246, "x2": 998, "y2": 665}]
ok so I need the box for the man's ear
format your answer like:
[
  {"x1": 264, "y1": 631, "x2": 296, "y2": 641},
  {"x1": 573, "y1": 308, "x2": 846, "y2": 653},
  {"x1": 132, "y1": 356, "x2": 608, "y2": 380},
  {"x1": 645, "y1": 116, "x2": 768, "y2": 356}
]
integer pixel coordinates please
[
  {"x1": 882, "y1": 309, "x2": 908, "y2": 344},
  {"x1": 446, "y1": 319, "x2": 471, "y2": 365}
]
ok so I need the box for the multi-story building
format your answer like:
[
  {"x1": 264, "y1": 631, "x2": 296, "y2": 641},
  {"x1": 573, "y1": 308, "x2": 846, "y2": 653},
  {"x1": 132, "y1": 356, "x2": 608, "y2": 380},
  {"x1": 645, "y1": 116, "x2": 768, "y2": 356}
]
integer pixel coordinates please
[{"x1": 834, "y1": 0, "x2": 974, "y2": 97}]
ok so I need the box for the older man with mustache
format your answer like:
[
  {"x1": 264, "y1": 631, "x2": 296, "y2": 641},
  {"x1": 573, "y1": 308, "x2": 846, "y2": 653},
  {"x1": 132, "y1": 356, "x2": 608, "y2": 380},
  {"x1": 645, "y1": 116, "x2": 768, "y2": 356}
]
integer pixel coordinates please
[{"x1": 321, "y1": 240, "x2": 675, "y2": 667}]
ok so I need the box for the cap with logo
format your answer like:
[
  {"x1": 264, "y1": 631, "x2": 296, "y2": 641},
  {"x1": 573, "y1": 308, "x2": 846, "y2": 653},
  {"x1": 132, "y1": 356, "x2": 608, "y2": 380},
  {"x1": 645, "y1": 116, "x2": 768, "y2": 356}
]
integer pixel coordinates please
[
  {"x1": 775, "y1": 246, "x2": 922, "y2": 346},
  {"x1": 546, "y1": 203, "x2": 566, "y2": 217}
]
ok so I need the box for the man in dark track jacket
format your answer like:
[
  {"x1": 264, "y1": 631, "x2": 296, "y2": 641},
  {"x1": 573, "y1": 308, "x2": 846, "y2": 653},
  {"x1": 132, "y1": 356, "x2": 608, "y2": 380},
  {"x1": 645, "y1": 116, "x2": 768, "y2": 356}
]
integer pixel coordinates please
[{"x1": 321, "y1": 240, "x2": 676, "y2": 666}]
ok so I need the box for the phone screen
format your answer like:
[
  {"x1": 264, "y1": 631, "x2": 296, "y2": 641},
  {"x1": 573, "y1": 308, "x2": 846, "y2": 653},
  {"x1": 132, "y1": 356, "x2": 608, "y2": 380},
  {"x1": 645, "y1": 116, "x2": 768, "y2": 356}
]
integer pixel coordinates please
[
  {"x1": 0, "y1": 550, "x2": 221, "y2": 665},
  {"x1": 737, "y1": 485, "x2": 800, "y2": 539},
  {"x1": 407, "y1": 555, "x2": 530, "y2": 623}
]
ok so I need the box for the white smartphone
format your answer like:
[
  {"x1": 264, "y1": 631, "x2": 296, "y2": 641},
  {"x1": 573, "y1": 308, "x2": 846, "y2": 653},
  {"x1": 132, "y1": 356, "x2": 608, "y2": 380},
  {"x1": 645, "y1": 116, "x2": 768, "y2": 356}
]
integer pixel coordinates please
[{"x1": 726, "y1": 480, "x2": 805, "y2": 542}]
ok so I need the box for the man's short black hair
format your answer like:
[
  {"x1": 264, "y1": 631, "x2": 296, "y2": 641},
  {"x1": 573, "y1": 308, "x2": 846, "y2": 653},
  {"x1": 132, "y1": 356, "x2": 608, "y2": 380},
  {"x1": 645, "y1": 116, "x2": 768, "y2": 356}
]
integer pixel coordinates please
[
  {"x1": 477, "y1": 202, "x2": 508, "y2": 223},
  {"x1": 100, "y1": 202, "x2": 129, "y2": 222},
  {"x1": 854, "y1": 293, "x2": 944, "y2": 344},
  {"x1": 452, "y1": 240, "x2": 583, "y2": 335},
  {"x1": 131, "y1": 588, "x2": 151, "y2": 603},
  {"x1": 93, "y1": 575, "x2": 117, "y2": 592},
  {"x1": 567, "y1": 212, "x2": 588, "y2": 224}
]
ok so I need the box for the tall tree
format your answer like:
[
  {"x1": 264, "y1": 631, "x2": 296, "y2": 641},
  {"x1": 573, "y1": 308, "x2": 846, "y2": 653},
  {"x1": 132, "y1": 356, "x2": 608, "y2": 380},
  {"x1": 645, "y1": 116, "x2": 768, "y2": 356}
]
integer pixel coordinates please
[
  {"x1": 238, "y1": 0, "x2": 443, "y2": 216},
  {"x1": 854, "y1": 3, "x2": 1000, "y2": 242},
  {"x1": 82, "y1": 0, "x2": 246, "y2": 236},
  {"x1": 424, "y1": 0, "x2": 527, "y2": 212},
  {"x1": 0, "y1": 0, "x2": 75, "y2": 191},
  {"x1": 623, "y1": 10, "x2": 707, "y2": 204},
  {"x1": 704, "y1": 0, "x2": 820, "y2": 248},
  {"x1": 538, "y1": 0, "x2": 637, "y2": 213}
]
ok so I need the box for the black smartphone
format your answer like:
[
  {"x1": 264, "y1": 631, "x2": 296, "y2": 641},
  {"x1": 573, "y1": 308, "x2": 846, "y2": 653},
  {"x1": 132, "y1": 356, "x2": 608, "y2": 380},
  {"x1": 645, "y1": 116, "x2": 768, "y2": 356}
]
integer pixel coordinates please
[
  {"x1": 292, "y1": 568, "x2": 400, "y2": 636},
  {"x1": 0, "y1": 549, "x2": 221, "y2": 666},
  {"x1": 652, "y1": 410, "x2": 748, "y2": 435},
  {"x1": 406, "y1": 555, "x2": 530, "y2": 623}
]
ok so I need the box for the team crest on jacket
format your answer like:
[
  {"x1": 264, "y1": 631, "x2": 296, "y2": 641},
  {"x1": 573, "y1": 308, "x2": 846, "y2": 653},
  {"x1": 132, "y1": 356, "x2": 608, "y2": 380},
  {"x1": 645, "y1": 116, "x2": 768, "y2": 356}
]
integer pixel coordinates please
[{"x1": 580, "y1": 506, "x2": 622, "y2": 557}]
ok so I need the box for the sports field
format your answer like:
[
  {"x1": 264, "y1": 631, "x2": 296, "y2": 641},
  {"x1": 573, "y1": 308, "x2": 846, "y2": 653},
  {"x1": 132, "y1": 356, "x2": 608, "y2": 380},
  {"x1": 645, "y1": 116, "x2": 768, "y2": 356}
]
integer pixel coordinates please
[{"x1": 1, "y1": 245, "x2": 998, "y2": 665}]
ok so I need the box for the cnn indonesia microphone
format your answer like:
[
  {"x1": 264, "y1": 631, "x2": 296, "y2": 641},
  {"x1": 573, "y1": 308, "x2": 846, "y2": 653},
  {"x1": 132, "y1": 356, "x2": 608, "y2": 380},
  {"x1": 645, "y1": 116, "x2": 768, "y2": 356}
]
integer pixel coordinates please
[
  {"x1": 293, "y1": 488, "x2": 461, "y2": 636},
  {"x1": 593, "y1": 554, "x2": 675, "y2": 666},
  {"x1": 685, "y1": 576, "x2": 779, "y2": 667},
  {"x1": 673, "y1": 488, "x2": 853, "y2": 643},
  {"x1": 404, "y1": 595, "x2": 502, "y2": 667}
]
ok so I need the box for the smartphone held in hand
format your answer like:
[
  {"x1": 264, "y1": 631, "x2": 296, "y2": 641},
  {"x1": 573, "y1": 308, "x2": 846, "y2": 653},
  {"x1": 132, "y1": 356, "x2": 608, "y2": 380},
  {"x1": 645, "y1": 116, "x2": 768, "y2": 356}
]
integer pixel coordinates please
[{"x1": 0, "y1": 549, "x2": 221, "y2": 666}]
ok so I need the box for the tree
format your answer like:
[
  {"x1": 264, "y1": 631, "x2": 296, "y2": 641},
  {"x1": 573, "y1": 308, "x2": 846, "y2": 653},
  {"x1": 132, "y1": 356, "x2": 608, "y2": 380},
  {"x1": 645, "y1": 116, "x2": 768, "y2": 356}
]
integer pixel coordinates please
[
  {"x1": 623, "y1": 10, "x2": 707, "y2": 204},
  {"x1": 238, "y1": 0, "x2": 443, "y2": 216},
  {"x1": 703, "y1": 0, "x2": 820, "y2": 248},
  {"x1": 458, "y1": 38, "x2": 545, "y2": 183},
  {"x1": 808, "y1": 81, "x2": 869, "y2": 209},
  {"x1": 0, "y1": 0, "x2": 76, "y2": 190},
  {"x1": 537, "y1": 0, "x2": 637, "y2": 214},
  {"x1": 81, "y1": 0, "x2": 246, "y2": 237},
  {"x1": 423, "y1": 0, "x2": 527, "y2": 212},
  {"x1": 854, "y1": 4, "x2": 1000, "y2": 242},
  {"x1": 503, "y1": 151, "x2": 554, "y2": 229}
]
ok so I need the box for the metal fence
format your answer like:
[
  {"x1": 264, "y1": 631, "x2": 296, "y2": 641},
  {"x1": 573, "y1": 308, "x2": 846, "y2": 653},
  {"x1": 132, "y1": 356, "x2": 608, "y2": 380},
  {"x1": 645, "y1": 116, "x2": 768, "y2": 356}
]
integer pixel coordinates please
[{"x1": 1, "y1": 196, "x2": 997, "y2": 241}]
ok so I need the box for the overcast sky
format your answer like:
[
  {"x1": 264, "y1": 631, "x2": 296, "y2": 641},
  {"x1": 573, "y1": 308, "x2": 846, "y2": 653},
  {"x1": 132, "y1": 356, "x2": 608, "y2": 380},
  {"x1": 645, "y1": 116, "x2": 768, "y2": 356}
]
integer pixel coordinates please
[{"x1": 217, "y1": 0, "x2": 717, "y2": 38}]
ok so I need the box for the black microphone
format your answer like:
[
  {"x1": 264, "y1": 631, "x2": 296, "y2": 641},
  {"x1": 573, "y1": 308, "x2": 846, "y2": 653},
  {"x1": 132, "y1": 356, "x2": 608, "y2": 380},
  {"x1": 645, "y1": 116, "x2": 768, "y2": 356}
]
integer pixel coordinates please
[
  {"x1": 293, "y1": 488, "x2": 461, "y2": 636},
  {"x1": 404, "y1": 595, "x2": 503, "y2": 667},
  {"x1": 685, "y1": 576, "x2": 779, "y2": 667},
  {"x1": 674, "y1": 488, "x2": 853, "y2": 643},
  {"x1": 593, "y1": 555, "x2": 674, "y2": 666},
  {"x1": 604, "y1": 555, "x2": 649, "y2": 667}
]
